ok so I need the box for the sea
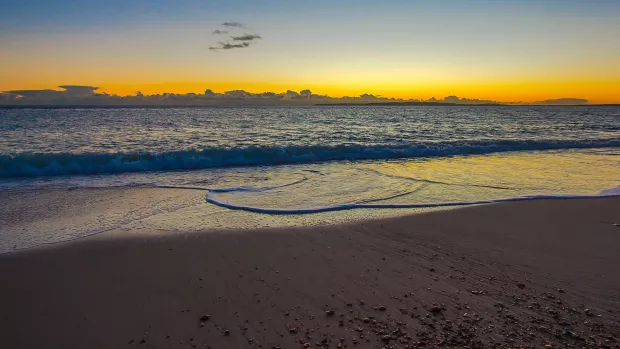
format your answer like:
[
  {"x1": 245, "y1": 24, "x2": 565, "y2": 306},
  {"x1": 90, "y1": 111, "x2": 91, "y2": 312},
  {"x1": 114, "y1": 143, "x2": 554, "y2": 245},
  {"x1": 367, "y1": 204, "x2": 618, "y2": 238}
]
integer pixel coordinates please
[{"x1": 1, "y1": 105, "x2": 619, "y2": 252}]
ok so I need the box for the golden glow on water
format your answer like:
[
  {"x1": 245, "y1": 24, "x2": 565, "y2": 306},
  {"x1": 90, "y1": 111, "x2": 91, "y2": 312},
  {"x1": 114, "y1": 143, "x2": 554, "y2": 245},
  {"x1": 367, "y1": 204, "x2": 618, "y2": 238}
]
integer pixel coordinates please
[
  {"x1": 206, "y1": 149, "x2": 620, "y2": 212},
  {"x1": 376, "y1": 149, "x2": 620, "y2": 202},
  {"x1": 2, "y1": 148, "x2": 618, "y2": 252}
]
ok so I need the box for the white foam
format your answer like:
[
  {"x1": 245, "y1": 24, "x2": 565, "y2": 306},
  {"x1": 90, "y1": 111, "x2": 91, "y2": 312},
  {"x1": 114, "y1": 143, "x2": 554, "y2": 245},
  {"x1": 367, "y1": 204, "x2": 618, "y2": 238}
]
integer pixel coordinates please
[{"x1": 599, "y1": 186, "x2": 620, "y2": 196}]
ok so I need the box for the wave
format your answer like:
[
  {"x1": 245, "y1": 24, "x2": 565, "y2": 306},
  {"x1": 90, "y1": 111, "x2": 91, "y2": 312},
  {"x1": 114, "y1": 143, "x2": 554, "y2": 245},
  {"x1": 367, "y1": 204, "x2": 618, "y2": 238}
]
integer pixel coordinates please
[{"x1": 1, "y1": 138, "x2": 619, "y2": 178}]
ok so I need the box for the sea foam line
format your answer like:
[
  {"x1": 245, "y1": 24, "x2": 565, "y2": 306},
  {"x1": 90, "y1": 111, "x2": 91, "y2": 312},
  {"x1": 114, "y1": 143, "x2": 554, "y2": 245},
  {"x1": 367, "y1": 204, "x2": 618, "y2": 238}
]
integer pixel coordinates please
[{"x1": 205, "y1": 187, "x2": 620, "y2": 215}]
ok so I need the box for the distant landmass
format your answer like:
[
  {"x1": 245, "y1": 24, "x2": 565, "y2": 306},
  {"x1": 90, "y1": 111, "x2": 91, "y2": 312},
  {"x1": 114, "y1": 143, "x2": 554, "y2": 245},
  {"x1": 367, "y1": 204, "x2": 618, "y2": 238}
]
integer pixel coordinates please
[
  {"x1": 531, "y1": 98, "x2": 589, "y2": 105},
  {"x1": 0, "y1": 85, "x2": 606, "y2": 107},
  {"x1": 317, "y1": 101, "x2": 503, "y2": 106}
]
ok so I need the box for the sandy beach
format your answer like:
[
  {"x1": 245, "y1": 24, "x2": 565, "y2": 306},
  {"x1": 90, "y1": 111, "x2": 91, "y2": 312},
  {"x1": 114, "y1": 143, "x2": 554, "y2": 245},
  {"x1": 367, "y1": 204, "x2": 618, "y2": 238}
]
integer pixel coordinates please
[
  {"x1": 3, "y1": 1, "x2": 620, "y2": 347},
  {"x1": 1, "y1": 197, "x2": 619, "y2": 348}
]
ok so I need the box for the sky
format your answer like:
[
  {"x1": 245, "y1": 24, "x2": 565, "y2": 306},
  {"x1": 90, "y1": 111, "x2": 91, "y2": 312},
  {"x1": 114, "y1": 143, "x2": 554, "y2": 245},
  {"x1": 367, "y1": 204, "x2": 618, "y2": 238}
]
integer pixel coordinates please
[{"x1": 1, "y1": 0, "x2": 620, "y2": 103}]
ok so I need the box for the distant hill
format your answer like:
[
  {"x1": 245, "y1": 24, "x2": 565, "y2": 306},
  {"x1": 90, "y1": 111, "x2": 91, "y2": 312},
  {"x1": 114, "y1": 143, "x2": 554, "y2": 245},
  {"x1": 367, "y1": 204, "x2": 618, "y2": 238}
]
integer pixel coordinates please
[
  {"x1": 316, "y1": 101, "x2": 503, "y2": 106},
  {"x1": 533, "y1": 98, "x2": 589, "y2": 105}
]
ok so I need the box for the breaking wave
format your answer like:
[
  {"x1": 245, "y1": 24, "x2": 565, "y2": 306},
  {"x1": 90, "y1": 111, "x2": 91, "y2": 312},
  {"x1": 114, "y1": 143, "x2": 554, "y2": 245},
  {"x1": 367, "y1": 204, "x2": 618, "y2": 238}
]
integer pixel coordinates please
[{"x1": 1, "y1": 138, "x2": 619, "y2": 178}]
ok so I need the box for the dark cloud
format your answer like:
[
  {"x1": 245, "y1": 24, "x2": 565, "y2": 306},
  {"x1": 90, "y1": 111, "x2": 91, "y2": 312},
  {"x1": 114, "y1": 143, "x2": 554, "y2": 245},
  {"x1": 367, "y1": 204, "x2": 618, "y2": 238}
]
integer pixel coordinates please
[
  {"x1": 209, "y1": 42, "x2": 250, "y2": 50},
  {"x1": 222, "y1": 22, "x2": 244, "y2": 28},
  {"x1": 438, "y1": 95, "x2": 497, "y2": 105},
  {"x1": 58, "y1": 85, "x2": 99, "y2": 96},
  {"x1": 232, "y1": 34, "x2": 262, "y2": 41},
  {"x1": 6, "y1": 86, "x2": 99, "y2": 98},
  {"x1": 210, "y1": 21, "x2": 261, "y2": 51}
]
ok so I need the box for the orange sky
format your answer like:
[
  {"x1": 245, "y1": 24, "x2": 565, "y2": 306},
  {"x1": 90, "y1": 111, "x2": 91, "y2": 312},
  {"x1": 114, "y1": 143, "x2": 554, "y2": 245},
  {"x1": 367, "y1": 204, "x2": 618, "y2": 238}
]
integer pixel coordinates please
[{"x1": 2, "y1": 1, "x2": 620, "y2": 103}]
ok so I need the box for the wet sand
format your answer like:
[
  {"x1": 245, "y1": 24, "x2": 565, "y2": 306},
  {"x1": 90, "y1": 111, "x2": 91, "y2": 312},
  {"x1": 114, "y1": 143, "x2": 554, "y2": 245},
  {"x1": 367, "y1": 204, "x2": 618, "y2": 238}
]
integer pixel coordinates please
[{"x1": 1, "y1": 197, "x2": 620, "y2": 348}]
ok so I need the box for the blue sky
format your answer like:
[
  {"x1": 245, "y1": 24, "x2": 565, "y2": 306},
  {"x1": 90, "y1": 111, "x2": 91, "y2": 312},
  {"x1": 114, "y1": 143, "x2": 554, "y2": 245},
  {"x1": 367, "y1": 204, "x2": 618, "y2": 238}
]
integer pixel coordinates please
[{"x1": 2, "y1": 0, "x2": 619, "y2": 33}]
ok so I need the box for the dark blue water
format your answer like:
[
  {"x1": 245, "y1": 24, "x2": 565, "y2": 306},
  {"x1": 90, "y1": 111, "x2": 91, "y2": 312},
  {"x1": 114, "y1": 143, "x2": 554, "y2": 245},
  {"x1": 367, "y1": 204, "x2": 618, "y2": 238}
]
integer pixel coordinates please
[{"x1": 1, "y1": 106, "x2": 618, "y2": 178}]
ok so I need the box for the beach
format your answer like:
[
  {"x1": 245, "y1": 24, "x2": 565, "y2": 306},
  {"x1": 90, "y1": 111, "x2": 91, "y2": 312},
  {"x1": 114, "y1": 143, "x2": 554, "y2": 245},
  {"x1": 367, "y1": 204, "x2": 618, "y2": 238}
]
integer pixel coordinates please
[
  {"x1": 2, "y1": 197, "x2": 619, "y2": 348},
  {"x1": 3, "y1": 1, "x2": 620, "y2": 347}
]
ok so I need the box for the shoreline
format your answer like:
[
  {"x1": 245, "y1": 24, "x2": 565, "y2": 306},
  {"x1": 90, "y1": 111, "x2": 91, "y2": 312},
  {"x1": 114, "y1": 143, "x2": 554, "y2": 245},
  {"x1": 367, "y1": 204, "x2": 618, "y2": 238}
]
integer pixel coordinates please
[
  {"x1": 4, "y1": 189, "x2": 619, "y2": 256},
  {"x1": 2, "y1": 197, "x2": 620, "y2": 348}
]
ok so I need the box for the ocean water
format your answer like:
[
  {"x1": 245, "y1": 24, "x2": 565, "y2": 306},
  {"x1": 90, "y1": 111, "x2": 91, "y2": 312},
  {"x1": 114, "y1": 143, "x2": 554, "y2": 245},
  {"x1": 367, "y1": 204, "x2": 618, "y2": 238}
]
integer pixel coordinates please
[{"x1": 1, "y1": 106, "x2": 619, "y2": 252}]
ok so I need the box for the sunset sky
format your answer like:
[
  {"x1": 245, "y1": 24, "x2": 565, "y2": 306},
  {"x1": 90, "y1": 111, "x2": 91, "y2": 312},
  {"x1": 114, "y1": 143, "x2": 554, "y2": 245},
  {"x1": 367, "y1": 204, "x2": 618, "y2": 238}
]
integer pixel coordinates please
[{"x1": 1, "y1": 0, "x2": 619, "y2": 103}]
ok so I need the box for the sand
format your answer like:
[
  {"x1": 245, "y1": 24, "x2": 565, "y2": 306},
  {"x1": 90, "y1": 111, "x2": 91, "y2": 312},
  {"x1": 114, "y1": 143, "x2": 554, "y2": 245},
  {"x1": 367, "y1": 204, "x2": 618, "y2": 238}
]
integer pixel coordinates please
[{"x1": 1, "y1": 197, "x2": 620, "y2": 348}]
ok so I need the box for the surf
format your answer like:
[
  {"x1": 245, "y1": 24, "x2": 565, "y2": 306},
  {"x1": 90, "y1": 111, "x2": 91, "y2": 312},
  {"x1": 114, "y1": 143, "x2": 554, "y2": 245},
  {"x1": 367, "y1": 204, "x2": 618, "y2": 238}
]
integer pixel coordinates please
[{"x1": 2, "y1": 138, "x2": 619, "y2": 178}]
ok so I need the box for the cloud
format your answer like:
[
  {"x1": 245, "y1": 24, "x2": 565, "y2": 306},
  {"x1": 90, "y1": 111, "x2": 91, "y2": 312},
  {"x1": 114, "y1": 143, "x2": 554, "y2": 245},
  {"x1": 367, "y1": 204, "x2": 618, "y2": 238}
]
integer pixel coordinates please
[
  {"x1": 58, "y1": 85, "x2": 99, "y2": 96},
  {"x1": 5, "y1": 85, "x2": 99, "y2": 98},
  {"x1": 210, "y1": 21, "x2": 261, "y2": 51},
  {"x1": 232, "y1": 34, "x2": 262, "y2": 41},
  {"x1": 209, "y1": 42, "x2": 250, "y2": 50},
  {"x1": 222, "y1": 22, "x2": 244, "y2": 28}
]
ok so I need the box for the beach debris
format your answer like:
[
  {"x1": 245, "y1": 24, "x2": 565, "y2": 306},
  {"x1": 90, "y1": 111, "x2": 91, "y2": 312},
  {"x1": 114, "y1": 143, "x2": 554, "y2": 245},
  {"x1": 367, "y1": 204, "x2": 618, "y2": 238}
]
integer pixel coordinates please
[
  {"x1": 585, "y1": 308, "x2": 594, "y2": 316},
  {"x1": 223, "y1": 329, "x2": 230, "y2": 336},
  {"x1": 199, "y1": 314, "x2": 211, "y2": 322},
  {"x1": 430, "y1": 305, "x2": 444, "y2": 314},
  {"x1": 564, "y1": 329, "x2": 584, "y2": 340},
  {"x1": 326, "y1": 310, "x2": 335, "y2": 316},
  {"x1": 286, "y1": 326, "x2": 298, "y2": 334},
  {"x1": 517, "y1": 282, "x2": 526, "y2": 289}
]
